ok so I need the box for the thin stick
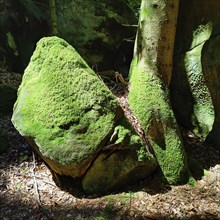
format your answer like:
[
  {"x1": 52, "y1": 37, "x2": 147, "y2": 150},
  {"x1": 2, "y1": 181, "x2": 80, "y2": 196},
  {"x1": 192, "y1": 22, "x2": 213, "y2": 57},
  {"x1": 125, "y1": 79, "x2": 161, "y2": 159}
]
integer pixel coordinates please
[
  {"x1": 32, "y1": 151, "x2": 41, "y2": 205},
  {"x1": 31, "y1": 151, "x2": 52, "y2": 219},
  {"x1": 15, "y1": 172, "x2": 57, "y2": 188}
]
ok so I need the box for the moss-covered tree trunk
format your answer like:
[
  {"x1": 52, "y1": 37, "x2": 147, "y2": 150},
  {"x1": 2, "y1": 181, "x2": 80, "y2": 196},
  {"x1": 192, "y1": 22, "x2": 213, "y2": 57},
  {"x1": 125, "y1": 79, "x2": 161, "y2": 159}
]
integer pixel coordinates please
[{"x1": 128, "y1": 0, "x2": 192, "y2": 184}]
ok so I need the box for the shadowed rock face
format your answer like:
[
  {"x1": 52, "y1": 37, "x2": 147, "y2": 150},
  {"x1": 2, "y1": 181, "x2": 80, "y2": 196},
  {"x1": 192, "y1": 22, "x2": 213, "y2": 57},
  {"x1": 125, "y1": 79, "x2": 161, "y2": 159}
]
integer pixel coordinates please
[
  {"x1": 202, "y1": 36, "x2": 220, "y2": 148},
  {"x1": 12, "y1": 37, "x2": 157, "y2": 195},
  {"x1": 171, "y1": 0, "x2": 220, "y2": 149}
]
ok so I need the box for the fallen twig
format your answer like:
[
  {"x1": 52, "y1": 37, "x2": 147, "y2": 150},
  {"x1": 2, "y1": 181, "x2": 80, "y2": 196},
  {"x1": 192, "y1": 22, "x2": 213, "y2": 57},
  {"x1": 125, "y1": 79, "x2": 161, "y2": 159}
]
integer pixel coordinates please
[
  {"x1": 32, "y1": 151, "x2": 41, "y2": 205},
  {"x1": 31, "y1": 151, "x2": 53, "y2": 220},
  {"x1": 15, "y1": 172, "x2": 57, "y2": 188}
]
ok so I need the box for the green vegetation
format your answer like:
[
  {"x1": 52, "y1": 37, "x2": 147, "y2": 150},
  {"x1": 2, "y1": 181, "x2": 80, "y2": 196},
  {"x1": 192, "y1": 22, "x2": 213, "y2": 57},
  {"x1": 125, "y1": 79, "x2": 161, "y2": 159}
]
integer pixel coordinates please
[
  {"x1": 96, "y1": 215, "x2": 106, "y2": 220},
  {"x1": 126, "y1": 0, "x2": 141, "y2": 16}
]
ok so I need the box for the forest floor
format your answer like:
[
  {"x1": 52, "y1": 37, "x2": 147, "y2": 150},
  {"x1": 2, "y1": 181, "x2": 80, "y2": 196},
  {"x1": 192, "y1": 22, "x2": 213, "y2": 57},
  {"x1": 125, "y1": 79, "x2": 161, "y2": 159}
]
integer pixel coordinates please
[
  {"x1": 1, "y1": 111, "x2": 220, "y2": 220},
  {"x1": 0, "y1": 72, "x2": 220, "y2": 220}
]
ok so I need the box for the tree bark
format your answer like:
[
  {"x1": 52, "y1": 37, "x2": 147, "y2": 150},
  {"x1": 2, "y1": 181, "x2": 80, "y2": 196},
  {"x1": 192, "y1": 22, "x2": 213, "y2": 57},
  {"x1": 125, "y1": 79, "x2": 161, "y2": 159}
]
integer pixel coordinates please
[
  {"x1": 135, "y1": 0, "x2": 179, "y2": 85},
  {"x1": 129, "y1": 0, "x2": 192, "y2": 184}
]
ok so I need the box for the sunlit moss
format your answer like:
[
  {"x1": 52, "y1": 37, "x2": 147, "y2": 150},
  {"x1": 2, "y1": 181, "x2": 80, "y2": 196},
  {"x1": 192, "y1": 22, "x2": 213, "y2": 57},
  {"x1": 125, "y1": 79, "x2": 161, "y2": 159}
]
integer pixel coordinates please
[
  {"x1": 184, "y1": 23, "x2": 214, "y2": 138},
  {"x1": 129, "y1": 57, "x2": 190, "y2": 184}
]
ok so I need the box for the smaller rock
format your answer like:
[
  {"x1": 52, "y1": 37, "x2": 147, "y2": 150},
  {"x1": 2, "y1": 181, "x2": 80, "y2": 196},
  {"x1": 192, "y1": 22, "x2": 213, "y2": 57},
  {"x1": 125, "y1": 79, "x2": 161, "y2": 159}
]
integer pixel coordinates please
[{"x1": 82, "y1": 120, "x2": 157, "y2": 195}]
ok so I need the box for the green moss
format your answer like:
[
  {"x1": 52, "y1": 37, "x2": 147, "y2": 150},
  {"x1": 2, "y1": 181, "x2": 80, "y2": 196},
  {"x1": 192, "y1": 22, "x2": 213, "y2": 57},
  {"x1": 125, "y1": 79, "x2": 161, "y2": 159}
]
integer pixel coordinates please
[
  {"x1": 129, "y1": 57, "x2": 189, "y2": 184},
  {"x1": 111, "y1": 119, "x2": 143, "y2": 148},
  {"x1": 111, "y1": 118, "x2": 155, "y2": 162},
  {"x1": 190, "y1": 22, "x2": 213, "y2": 50},
  {"x1": 112, "y1": 124, "x2": 131, "y2": 145},
  {"x1": 184, "y1": 39, "x2": 214, "y2": 138},
  {"x1": 82, "y1": 118, "x2": 157, "y2": 194},
  {"x1": 96, "y1": 216, "x2": 105, "y2": 220},
  {"x1": 204, "y1": 169, "x2": 209, "y2": 176},
  {"x1": 136, "y1": 146, "x2": 150, "y2": 162},
  {"x1": 187, "y1": 176, "x2": 196, "y2": 186},
  {"x1": 12, "y1": 37, "x2": 120, "y2": 170},
  {"x1": 7, "y1": 32, "x2": 18, "y2": 56},
  {"x1": 141, "y1": 3, "x2": 153, "y2": 18}
]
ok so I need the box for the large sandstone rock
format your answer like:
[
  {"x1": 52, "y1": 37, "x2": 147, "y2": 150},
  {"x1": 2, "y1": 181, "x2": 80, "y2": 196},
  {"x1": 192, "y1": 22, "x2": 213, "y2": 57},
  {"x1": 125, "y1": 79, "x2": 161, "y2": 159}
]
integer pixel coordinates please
[
  {"x1": 12, "y1": 37, "x2": 157, "y2": 195},
  {"x1": 171, "y1": 0, "x2": 220, "y2": 148}
]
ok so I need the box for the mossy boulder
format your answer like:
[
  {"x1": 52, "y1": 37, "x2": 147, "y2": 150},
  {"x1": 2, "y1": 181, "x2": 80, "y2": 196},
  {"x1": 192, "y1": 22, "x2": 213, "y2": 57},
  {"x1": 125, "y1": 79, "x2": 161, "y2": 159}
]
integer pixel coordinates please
[
  {"x1": 82, "y1": 119, "x2": 157, "y2": 195},
  {"x1": 12, "y1": 36, "x2": 121, "y2": 177},
  {"x1": 0, "y1": 84, "x2": 17, "y2": 115},
  {"x1": 12, "y1": 36, "x2": 157, "y2": 194},
  {"x1": 56, "y1": 0, "x2": 137, "y2": 71}
]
